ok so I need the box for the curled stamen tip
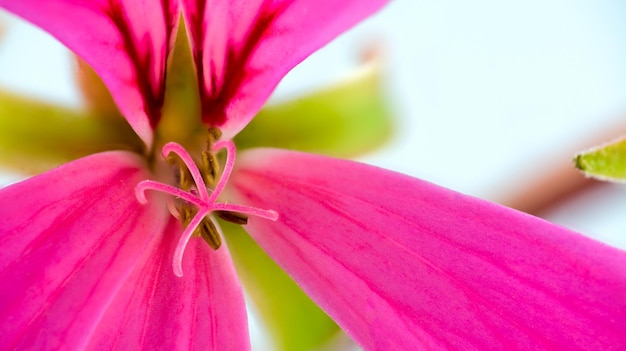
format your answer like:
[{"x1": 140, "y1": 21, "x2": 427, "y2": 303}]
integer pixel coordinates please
[
  {"x1": 134, "y1": 181, "x2": 150, "y2": 204},
  {"x1": 266, "y1": 210, "x2": 280, "y2": 221},
  {"x1": 160, "y1": 142, "x2": 180, "y2": 158},
  {"x1": 173, "y1": 262, "x2": 184, "y2": 278},
  {"x1": 251, "y1": 208, "x2": 280, "y2": 222},
  {"x1": 172, "y1": 243, "x2": 188, "y2": 278},
  {"x1": 212, "y1": 140, "x2": 227, "y2": 151}
]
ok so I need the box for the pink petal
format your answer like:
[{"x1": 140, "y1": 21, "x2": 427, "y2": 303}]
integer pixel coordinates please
[
  {"x1": 0, "y1": 151, "x2": 167, "y2": 349},
  {"x1": 181, "y1": 0, "x2": 389, "y2": 139},
  {"x1": 228, "y1": 149, "x2": 626, "y2": 350},
  {"x1": 0, "y1": 0, "x2": 180, "y2": 146},
  {"x1": 87, "y1": 218, "x2": 250, "y2": 350},
  {"x1": 0, "y1": 151, "x2": 249, "y2": 349}
]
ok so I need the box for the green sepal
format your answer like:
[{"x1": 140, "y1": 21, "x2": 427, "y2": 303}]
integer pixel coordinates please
[
  {"x1": 221, "y1": 221, "x2": 343, "y2": 351},
  {"x1": 234, "y1": 62, "x2": 394, "y2": 157},
  {"x1": 154, "y1": 18, "x2": 207, "y2": 154},
  {"x1": 575, "y1": 137, "x2": 626, "y2": 182},
  {"x1": 0, "y1": 90, "x2": 142, "y2": 174},
  {"x1": 75, "y1": 56, "x2": 124, "y2": 119}
]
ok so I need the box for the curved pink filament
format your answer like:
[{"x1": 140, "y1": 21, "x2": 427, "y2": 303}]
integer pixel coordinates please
[
  {"x1": 172, "y1": 207, "x2": 211, "y2": 277},
  {"x1": 209, "y1": 140, "x2": 236, "y2": 203},
  {"x1": 162, "y1": 142, "x2": 210, "y2": 202},
  {"x1": 135, "y1": 180, "x2": 205, "y2": 208}
]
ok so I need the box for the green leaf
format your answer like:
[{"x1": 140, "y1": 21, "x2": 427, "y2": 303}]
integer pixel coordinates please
[
  {"x1": 0, "y1": 91, "x2": 143, "y2": 174},
  {"x1": 221, "y1": 221, "x2": 343, "y2": 351},
  {"x1": 575, "y1": 138, "x2": 626, "y2": 182},
  {"x1": 234, "y1": 61, "x2": 394, "y2": 158}
]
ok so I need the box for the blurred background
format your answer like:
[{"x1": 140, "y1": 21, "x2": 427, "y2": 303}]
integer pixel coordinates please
[
  {"x1": 2, "y1": 1, "x2": 626, "y2": 349},
  {"x1": 284, "y1": 0, "x2": 626, "y2": 251},
  {"x1": 3, "y1": 0, "x2": 624, "y2": 248}
]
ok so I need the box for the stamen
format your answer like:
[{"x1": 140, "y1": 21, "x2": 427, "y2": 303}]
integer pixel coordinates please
[
  {"x1": 162, "y1": 142, "x2": 210, "y2": 202},
  {"x1": 170, "y1": 156, "x2": 194, "y2": 191},
  {"x1": 198, "y1": 216, "x2": 221, "y2": 249},
  {"x1": 215, "y1": 211, "x2": 248, "y2": 225},
  {"x1": 207, "y1": 127, "x2": 222, "y2": 144},
  {"x1": 208, "y1": 140, "x2": 236, "y2": 203},
  {"x1": 200, "y1": 150, "x2": 219, "y2": 186},
  {"x1": 135, "y1": 180, "x2": 205, "y2": 208},
  {"x1": 135, "y1": 139, "x2": 278, "y2": 277},
  {"x1": 172, "y1": 207, "x2": 210, "y2": 277},
  {"x1": 212, "y1": 203, "x2": 279, "y2": 221}
]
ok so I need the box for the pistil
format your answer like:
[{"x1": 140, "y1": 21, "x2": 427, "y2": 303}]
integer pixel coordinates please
[{"x1": 135, "y1": 139, "x2": 278, "y2": 277}]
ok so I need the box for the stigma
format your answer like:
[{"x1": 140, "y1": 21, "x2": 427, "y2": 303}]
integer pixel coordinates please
[{"x1": 135, "y1": 134, "x2": 278, "y2": 277}]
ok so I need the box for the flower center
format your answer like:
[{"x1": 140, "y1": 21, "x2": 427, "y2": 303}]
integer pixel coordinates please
[{"x1": 135, "y1": 131, "x2": 278, "y2": 277}]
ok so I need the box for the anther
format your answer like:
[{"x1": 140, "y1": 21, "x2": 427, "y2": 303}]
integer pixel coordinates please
[
  {"x1": 200, "y1": 150, "x2": 219, "y2": 186},
  {"x1": 199, "y1": 217, "x2": 221, "y2": 250},
  {"x1": 207, "y1": 127, "x2": 222, "y2": 144},
  {"x1": 215, "y1": 211, "x2": 248, "y2": 225}
]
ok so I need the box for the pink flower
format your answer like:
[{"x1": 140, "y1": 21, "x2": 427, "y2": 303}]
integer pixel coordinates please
[{"x1": 0, "y1": 0, "x2": 625, "y2": 350}]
